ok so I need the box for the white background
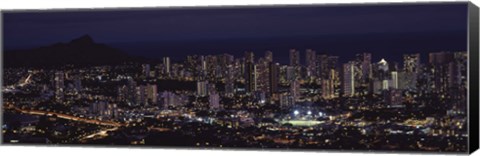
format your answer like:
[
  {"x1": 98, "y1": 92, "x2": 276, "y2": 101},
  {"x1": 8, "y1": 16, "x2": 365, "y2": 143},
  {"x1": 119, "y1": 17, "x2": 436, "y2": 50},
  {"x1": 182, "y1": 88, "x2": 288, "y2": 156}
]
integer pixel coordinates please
[{"x1": 0, "y1": 0, "x2": 479, "y2": 156}]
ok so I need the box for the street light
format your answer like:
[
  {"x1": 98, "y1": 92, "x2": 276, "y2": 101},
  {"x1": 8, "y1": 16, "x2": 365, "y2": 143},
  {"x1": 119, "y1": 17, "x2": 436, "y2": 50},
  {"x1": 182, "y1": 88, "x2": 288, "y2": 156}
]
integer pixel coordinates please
[{"x1": 294, "y1": 110, "x2": 299, "y2": 116}]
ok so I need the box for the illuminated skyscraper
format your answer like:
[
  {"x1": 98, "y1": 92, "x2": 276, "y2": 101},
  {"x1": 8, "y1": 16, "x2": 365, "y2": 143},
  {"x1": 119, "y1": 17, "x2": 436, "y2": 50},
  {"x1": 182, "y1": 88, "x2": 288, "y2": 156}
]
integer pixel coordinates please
[
  {"x1": 71, "y1": 73, "x2": 82, "y2": 92},
  {"x1": 54, "y1": 71, "x2": 65, "y2": 102},
  {"x1": 291, "y1": 79, "x2": 300, "y2": 102},
  {"x1": 142, "y1": 64, "x2": 151, "y2": 78},
  {"x1": 289, "y1": 49, "x2": 300, "y2": 66},
  {"x1": 146, "y1": 84, "x2": 158, "y2": 105},
  {"x1": 305, "y1": 49, "x2": 317, "y2": 77},
  {"x1": 197, "y1": 81, "x2": 209, "y2": 97},
  {"x1": 384, "y1": 89, "x2": 403, "y2": 108},
  {"x1": 163, "y1": 57, "x2": 171, "y2": 77},
  {"x1": 279, "y1": 92, "x2": 294, "y2": 108},
  {"x1": 350, "y1": 53, "x2": 372, "y2": 95},
  {"x1": 135, "y1": 85, "x2": 147, "y2": 106},
  {"x1": 161, "y1": 91, "x2": 178, "y2": 109},
  {"x1": 356, "y1": 53, "x2": 372, "y2": 81},
  {"x1": 403, "y1": 54, "x2": 420, "y2": 90},
  {"x1": 224, "y1": 64, "x2": 235, "y2": 97},
  {"x1": 403, "y1": 54, "x2": 420, "y2": 73},
  {"x1": 429, "y1": 52, "x2": 454, "y2": 94},
  {"x1": 343, "y1": 62, "x2": 355, "y2": 97},
  {"x1": 269, "y1": 62, "x2": 280, "y2": 95},
  {"x1": 244, "y1": 51, "x2": 257, "y2": 93},
  {"x1": 286, "y1": 66, "x2": 296, "y2": 82},
  {"x1": 371, "y1": 59, "x2": 391, "y2": 93},
  {"x1": 90, "y1": 101, "x2": 107, "y2": 116},
  {"x1": 245, "y1": 51, "x2": 255, "y2": 64},
  {"x1": 209, "y1": 92, "x2": 221, "y2": 110},
  {"x1": 256, "y1": 58, "x2": 270, "y2": 94},
  {"x1": 390, "y1": 71, "x2": 399, "y2": 89}
]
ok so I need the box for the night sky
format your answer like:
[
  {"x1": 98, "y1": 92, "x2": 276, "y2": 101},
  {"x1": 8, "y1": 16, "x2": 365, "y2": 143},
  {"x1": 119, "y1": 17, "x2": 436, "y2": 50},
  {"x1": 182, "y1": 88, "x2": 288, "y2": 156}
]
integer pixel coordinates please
[{"x1": 3, "y1": 3, "x2": 468, "y2": 64}]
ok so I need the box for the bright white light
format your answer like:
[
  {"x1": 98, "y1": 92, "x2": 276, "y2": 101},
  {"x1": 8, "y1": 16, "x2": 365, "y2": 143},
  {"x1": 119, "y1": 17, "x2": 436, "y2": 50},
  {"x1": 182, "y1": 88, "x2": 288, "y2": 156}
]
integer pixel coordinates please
[
  {"x1": 294, "y1": 110, "x2": 299, "y2": 115},
  {"x1": 319, "y1": 112, "x2": 324, "y2": 117},
  {"x1": 197, "y1": 118, "x2": 203, "y2": 122},
  {"x1": 307, "y1": 111, "x2": 312, "y2": 115}
]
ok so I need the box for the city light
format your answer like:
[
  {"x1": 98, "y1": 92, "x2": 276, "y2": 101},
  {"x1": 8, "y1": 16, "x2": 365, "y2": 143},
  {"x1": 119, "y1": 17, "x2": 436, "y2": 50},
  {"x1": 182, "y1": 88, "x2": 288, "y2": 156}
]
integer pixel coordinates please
[{"x1": 1, "y1": 9, "x2": 469, "y2": 152}]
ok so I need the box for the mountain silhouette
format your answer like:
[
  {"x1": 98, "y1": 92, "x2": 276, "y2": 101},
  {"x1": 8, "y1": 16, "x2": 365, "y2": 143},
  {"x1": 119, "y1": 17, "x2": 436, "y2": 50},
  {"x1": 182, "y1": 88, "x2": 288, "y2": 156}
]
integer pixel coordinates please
[{"x1": 4, "y1": 35, "x2": 145, "y2": 68}]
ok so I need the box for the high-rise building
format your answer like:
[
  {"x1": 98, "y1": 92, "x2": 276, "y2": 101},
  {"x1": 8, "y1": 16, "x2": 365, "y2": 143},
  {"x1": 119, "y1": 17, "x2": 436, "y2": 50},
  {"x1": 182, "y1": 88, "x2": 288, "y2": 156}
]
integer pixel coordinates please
[
  {"x1": 322, "y1": 69, "x2": 338, "y2": 99},
  {"x1": 209, "y1": 92, "x2": 221, "y2": 110},
  {"x1": 269, "y1": 62, "x2": 280, "y2": 95},
  {"x1": 256, "y1": 58, "x2": 270, "y2": 94},
  {"x1": 354, "y1": 53, "x2": 372, "y2": 94},
  {"x1": 73, "y1": 74, "x2": 82, "y2": 93},
  {"x1": 429, "y1": 52, "x2": 454, "y2": 94},
  {"x1": 305, "y1": 49, "x2": 317, "y2": 77},
  {"x1": 161, "y1": 91, "x2": 178, "y2": 109},
  {"x1": 356, "y1": 53, "x2": 372, "y2": 81},
  {"x1": 142, "y1": 64, "x2": 151, "y2": 78},
  {"x1": 245, "y1": 62, "x2": 257, "y2": 93},
  {"x1": 450, "y1": 52, "x2": 468, "y2": 88},
  {"x1": 146, "y1": 84, "x2": 158, "y2": 105},
  {"x1": 429, "y1": 51, "x2": 454, "y2": 65},
  {"x1": 127, "y1": 78, "x2": 137, "y2": 105},
  {"x1": 163, "y1": 57, "x2": 171, "y2": 77},
  {"x1": 279, "y1": 92, "x2": 294, "y2": 108},
  {"x1": 289, "y1": 49, "x2": 300, "y2": 66},
  {"x1": 318, "y1": 55, "x2": 340, "y2": 98},
  {"x1": 286, "y1": 66, "x2": 296, "y2": 82},
  {"x1": 343, "y1": 62, "x2": 355, "y2": 97},
  {"x1": 244, "y1": 51, "x2": 257, "y2": 93},
  {"x1": 245, "y1": 51, "x2": 255, "y2": 64},
  {"x1": 403, "y1": 54, "x2": 420, "y2": 73},
  {"x1": 403, "y1": 54, "x2": 421, "y2": 90},
  {"x1": 391, "y1": 71, "x2": 399, "y2": 89},
  {"x1": 291, "y1": 79, "x2": 300, "y2": 102},
  {"x1": 197, "y1": 81, "x2": 209, "y2": 97},
  {"x1": 54, "y1": 71, "x2": 65, "y2": 102},
  {"x1": 135, "y1": 85, "x2": 147, "y2": 106},
  {"x1": 90, "y1": 101, "x2": 107, "y2": 116},
  {"x1": 371, "y1": 59, "x2": 391, "y2": 93},
  {"x1": 384, "y1": 89, "x2": 403, "y2": 108},
  {"x1": 224, "y1": 64, "x2": 235, "y2": 97}
]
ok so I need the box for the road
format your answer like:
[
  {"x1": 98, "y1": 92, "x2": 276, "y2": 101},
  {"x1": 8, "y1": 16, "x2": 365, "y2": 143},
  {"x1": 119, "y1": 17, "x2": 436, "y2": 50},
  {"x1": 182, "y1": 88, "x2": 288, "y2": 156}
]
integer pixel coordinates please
[{"x1": 4, "y1": 103, "x2": 126, "y2": 127}]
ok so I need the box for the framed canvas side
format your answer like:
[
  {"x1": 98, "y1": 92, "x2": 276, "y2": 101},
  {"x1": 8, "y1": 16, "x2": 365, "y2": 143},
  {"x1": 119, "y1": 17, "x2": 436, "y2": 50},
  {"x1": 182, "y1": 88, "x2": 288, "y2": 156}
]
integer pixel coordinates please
[
  {"x1": 468, "y1": 2, "x2": 479, "y2": 154},
  {"x1": 0, "y1": 10, "x2": 4, "y2": 145}
]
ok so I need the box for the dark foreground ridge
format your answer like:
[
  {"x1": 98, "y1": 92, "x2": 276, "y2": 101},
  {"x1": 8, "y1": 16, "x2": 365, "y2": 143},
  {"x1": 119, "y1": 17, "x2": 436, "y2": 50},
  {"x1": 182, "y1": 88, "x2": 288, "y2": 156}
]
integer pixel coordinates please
[{"x1": 4, "y1": 35, "x2": 144, "y2": 68}]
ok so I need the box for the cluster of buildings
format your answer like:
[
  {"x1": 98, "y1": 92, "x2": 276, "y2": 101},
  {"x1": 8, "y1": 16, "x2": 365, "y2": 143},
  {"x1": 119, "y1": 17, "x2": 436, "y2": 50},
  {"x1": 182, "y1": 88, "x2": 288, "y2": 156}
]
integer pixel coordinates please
[
  {"x1": 42, "y1": 49, "x2": 469, "y2": 119},
  {"x1": 2, "y1": 49, "x2": 468, "y2": 151}
]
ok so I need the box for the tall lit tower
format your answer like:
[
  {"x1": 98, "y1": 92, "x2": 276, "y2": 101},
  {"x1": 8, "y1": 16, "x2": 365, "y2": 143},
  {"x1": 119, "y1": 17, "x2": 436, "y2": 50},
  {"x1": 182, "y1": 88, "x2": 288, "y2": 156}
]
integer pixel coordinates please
[
  {"x1": 54, "y1": 71, "x2": 65, "y2": 103},
  {"x1": 290, "y1": 79, "x2": 300, "y2": 102},
  {"x1": 343, "y1": 62, "x2": 355, "y2": 97},
  {"x1": 163, "y1": 57, "x2": 171, "y2": 77},
  {"x1": 244, "y1": 51, "x2": 256, "y2": 93},
  {"x1": 269, "y1": 62, "x2": 280, "y2": 95},
  {"x1": 305, "y1": 49, "x2": 317, "y2": 77},
  {"x1": 289, "y1": 49, "x2": 300, "y2": 66},
  {"x1": 403, "y1": 54, "x2": 420, "y2": 90}
]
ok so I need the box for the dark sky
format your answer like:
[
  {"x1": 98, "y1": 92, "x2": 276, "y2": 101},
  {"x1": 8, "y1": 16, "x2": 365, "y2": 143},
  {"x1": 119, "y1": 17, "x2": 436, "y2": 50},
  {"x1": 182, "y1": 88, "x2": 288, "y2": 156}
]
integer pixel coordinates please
[{"x1": 3, "y1": 3, "x2": 468, "y2": 63}]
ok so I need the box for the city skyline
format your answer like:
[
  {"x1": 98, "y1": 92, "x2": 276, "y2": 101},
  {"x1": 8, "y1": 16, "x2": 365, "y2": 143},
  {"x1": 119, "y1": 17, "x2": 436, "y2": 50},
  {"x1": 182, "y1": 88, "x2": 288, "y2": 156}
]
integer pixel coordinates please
[{"x1": 2, "y1": 2, "x2": 471, "y2": 153}]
